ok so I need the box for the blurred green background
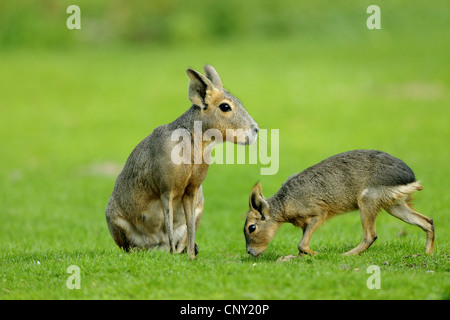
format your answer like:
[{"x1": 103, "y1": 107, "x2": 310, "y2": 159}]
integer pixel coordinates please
[
  {"x1": 1, "y1": 0, "x2": 448, "y2": 48},
  {"x1": 0, "y1": 0, "x2": 449, "y2": 299}
]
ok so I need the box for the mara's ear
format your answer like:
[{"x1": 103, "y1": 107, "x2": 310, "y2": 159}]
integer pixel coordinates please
[
  {"x1": 249, "y1": 181, "x2": 268, "y2": 220},
  {"x1": 203, "y1": 64, "x2": 223, "y2": 89},
  {"x1": 186, "y1": 68, "x2": 214, "y2": 109}
]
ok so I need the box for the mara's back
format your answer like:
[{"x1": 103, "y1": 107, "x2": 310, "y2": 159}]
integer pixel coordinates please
[{"x1": 275, "y1": 150, "x2": 417, "y2": 214}]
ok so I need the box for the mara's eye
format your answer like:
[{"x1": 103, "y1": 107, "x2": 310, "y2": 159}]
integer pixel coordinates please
[
  {"x1": 219, "y1": 103, "x2": 232, "y2": 112},
  {"x1": 248, "y1": 224, "x2": 256, "y2": 233}
]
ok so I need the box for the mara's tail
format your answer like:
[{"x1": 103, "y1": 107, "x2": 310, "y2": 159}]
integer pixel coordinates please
[{"x1": 383, "y1": 181, "x2": 423, "y2": 207}]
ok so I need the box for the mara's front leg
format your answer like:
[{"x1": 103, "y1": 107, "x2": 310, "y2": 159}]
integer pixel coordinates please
[
  {"x1": 298, "y1": 216, "x2": 325, "y2": 256},
  {"x1": 161, "y1": 192, "x2": 176, "y2": 253},
  {"x1": 182, "y1": 188, "x2": 198, "y2": 260}
]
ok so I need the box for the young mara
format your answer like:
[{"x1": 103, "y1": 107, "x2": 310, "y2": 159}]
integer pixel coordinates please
[{"x1": 244, "y1": 150, "x2": 434, "y2": 257}]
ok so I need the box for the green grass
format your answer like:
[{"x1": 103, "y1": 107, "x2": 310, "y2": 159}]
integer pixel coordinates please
[{"x1": 1, "y1": 9, "x2": 449, "y2": 299}]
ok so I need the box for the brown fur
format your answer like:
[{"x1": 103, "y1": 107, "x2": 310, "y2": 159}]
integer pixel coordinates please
[{"x1": 244, "y1": 150, "x2": 435, "y2": 257}]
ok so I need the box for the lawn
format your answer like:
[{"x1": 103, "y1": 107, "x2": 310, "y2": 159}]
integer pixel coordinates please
[{"x1": 0, "y1": 2, "x2": 449, "y2": 300}]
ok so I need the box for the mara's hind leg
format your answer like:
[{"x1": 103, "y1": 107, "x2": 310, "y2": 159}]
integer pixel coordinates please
[
  {"x1": 106, "y1": 217, "x2": 132, "y2": 252},
  {"x1": 106, "y1": 197, "x2": 132, "y2": 251},
  {"x1": 385, "y1": 201, "x2": 434, "y2": 254},
  {"x1": 344, "y1": 208, "x2": 379, "y2": 255},
  {"x1": 344, "y1": 190, "x2": 380, "y2": 256}
]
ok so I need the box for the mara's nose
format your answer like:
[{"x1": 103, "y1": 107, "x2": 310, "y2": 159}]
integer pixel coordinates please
[{"x1": 252, "y1": 125, "x2": 259, "y2": 134}]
